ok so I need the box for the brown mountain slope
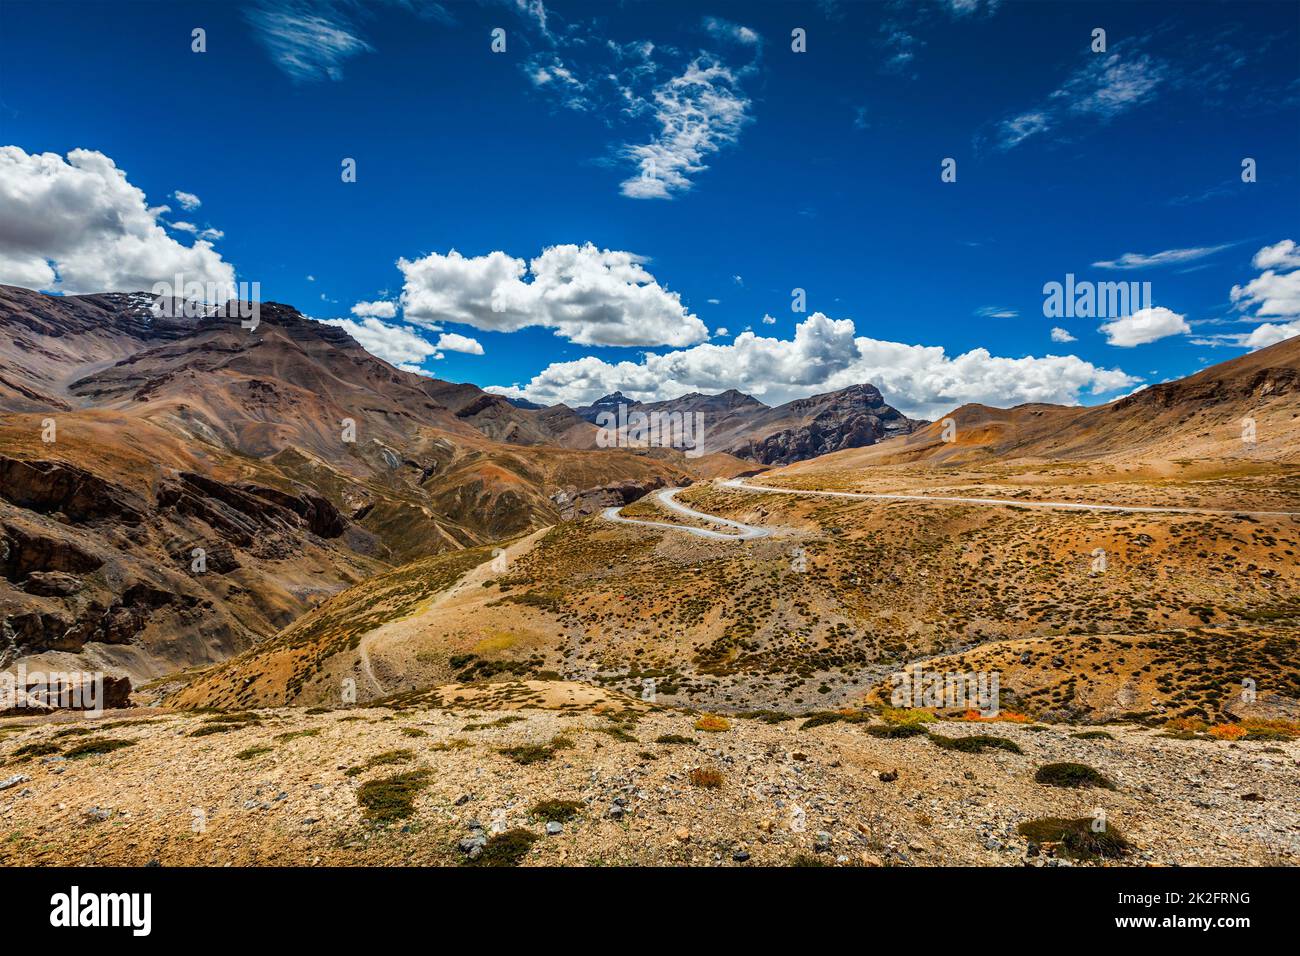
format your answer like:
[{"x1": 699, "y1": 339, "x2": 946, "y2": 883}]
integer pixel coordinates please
[
  {"x1": 0, "y1": 287, "x2": 699, "y2": 683},
  {"x1": 778, "y1": 335, "x2": 1300, "y2": 476}
]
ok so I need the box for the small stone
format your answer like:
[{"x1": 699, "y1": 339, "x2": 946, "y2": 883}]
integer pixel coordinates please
[
  {"x1": 732, "y1": 849, "x2": 750, "y2": 862},
  {"x1": 546, "y1": 821, "x2": 563, "y2": 835},
  {"x1": 0, "y1": 774, "x2": 30, "y2": 791},
  {"x1": 675, "y1": 828, "x2": 691, "y2": 842},
  {"x1": 878, "y1": 769, "x2": 898, "y2": 783},
  {"x1": 454, "y1": 794, "x2": 471, "y2": 806},
  {"x1": 84, "y1": 807, "x2": 112, "y2": 822},
  {"x1": 607, "y1": 805, "x2": 625, "y2": 820}
]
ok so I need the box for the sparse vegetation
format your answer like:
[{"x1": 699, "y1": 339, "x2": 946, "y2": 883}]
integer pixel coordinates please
[
  {"x1": 63, "y1": 738, "x2": 135, "y2": 759},
  {"x1": 1018, "y1": 817, "x2": 1132, "y2": 861},
  {"x1": 1034, "y1": 762, "x2": 1115, "y2": 789},
  {"x1": 464, "y1": 828, "x2": 537, "y2": 867},
  {"x1": 694, "y1": 715, "x2": 731, "y2": 732},
  {"x1": 530, "y1": 799, "x2": 584, "y2": 822},
  {"x1": 357, "y1": 770, "x2": 430, "y2": 822},
  {"x1": 688, "y1": 767, "x2": 724, "y2": 789},
  {"x1": 928, "y1": 733, "x2": 1023, "y2": 754}
]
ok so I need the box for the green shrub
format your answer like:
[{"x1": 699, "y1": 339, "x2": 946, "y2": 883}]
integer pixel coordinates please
[
  {"x1": 1034, "y1": 762, "x2": 1116, "y2": 789},
  {"x1": 929, "y1": 733, "x2": 1023, "y2": 754},
  {"x1": 64, "y1": 738, "x2": 135, "y2": 759},
  {"x1": 358, "y1": 770, "x2": 430, "y2": 822},
  {"x1": 866, "y1": 723, "x2": 925, "y2": 739},
  {"x1": 1018, "y1": 817, "x2": 1131, "y2": 861},
  {"x1": 530, "y1": 799, "x2": 583, "y2": 822},
  {"x1": 465, "y1": 828, "x2": 538, "y2": 867}
]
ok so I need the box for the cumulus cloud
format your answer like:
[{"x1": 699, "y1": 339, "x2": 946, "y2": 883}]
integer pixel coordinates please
[
  {"x1": 1192, "y1": 240, "x2": 1300, "y2": 349},
  {"x1": 1252, "y1": 239, "x2": 1300, "y2": 272},
  {"x1": 488, "y1": 312, "x2": 1138, "y2": 419},
  {"x1": 398, "y1": 243, "x2": 709, "y2": 347},
  {"x1": 1050, "y1": 327, "x2": 1077, "y2": 343},
  {"x1": 1098, "y1": 306, "x2": 1190, "y2": 347},
  {"x1": 435, "y1": 331, "x2": 483, "y2": 355},
  {"x1": 0, "y1": 146, "x2": 235, "y2": 295},
  {"x1": 1231, "y1": 267, "x2": 1300, "y2": 319},
  {"x1": 172, "y1": 190, "x2": 201, "y2": 211},
  {"x1": 619, "y1": 57, "x2": 753, "y2": 200},
  {"x1": 351, "y1": 299, "x2": 398, "y2": 319},
  {"x1": 321, "y1": 316, "x2": 442, "y2": 366},
  {"x1": 1093, "y1": 243, "x2": 1234, "y2": 270}
]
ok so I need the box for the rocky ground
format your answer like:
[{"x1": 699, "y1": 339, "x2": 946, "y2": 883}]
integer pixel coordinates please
[{"x1": 1, "y1": 684, "x2": 1296, "y2": 867}]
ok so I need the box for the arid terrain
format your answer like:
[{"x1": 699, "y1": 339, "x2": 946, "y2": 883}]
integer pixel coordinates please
[
  {"x1": 2, "y1": 290, "x2": 1298, "y2": 867},
  {"x1": 1, "y1": 695, "x2": 1296, "y2": 867}
]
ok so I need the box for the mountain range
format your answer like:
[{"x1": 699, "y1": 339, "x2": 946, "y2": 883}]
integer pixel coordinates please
[
  {"x1": 2, "y1": 284, "x2": 1297, "y2": 695},
  {"x1": 0, "y1": 285, "x2": 913, "y2": 680}
]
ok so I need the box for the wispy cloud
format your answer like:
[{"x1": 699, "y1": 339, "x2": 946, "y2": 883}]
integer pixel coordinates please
[
  {"x1": 619, "y1": 57, "x2": 754, "y2": 200},
  {"x1": 993, "y1": 51, "x2": 1168, "y2": 150},
  {"x1": 1093, "y1": 243, "x2": 1235, "y2": 270},
  {"x1": 244, "y1": 1, "x2": 453, "y2": 83},
  {"x1": 244, "y1": 2, "x2": 375, "y2": 83}
]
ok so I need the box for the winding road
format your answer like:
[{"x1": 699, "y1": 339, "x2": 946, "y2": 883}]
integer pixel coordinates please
[
  {"x1": 601, "y1": 477, "x2": 1300, "y2": 543},
  {"x1": 601, "y1": 486, "x2": 771, "y2": 540}
]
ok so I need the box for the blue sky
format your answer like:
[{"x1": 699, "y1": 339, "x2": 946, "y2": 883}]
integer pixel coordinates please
[{"x1": 1, "y1": 0, "x2": 1298, "y2": 418}]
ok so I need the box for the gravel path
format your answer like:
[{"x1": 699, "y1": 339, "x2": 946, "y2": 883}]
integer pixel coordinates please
[
  {"x1": 719, "y1": 477, "x2": 1300, "y2": 518},
  {"x1": 602, "y1": 487, "x2": 772, "y2": 541}
]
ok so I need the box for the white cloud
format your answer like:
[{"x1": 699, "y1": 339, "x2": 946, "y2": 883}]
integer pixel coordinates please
[
  {"x1": 975, "y1": 305, "x2": 1018, "y2": 319},
  {"x1": 714, "y1": 327, "x2": 729, "y2": 337},
  {"x1": 173, "y1": 190, "x2": 201, "y2": 211},
  {"x1": 702, "y1": 16, "x2": 760, "y2": 46},
  {"x1": 351, "y1": 299, "x2": 398, "y2": 319},
  {"x1": 619, "y1": 57, "x2": 753, "y2": 200},
  {"x1": 761, "y1": 313, "x2": 776, "y2": 325},
  {"x1": 321, "y1": 316, "x2": 442, "y2": 366},
  {"x1": 1093, "y1": 243, "x2": 1233, "y2": 270},
  {"x1": 1192, "y1": 240, "x2": 1300, "y2": 349},
  {"x1": 488, "y1": 312, "x2": 1138, "y2": 420},
  {"x1": 244, "y1": 2, "x2": 374, "y2": 82},
  {"x1": 1098, "y1": 306, "x2": 1190, "y2": 347},
  {"x1": 435, "y1": 332, "x2": 484, "y2": 355},
  {"x1": 0, "y1": 146, "x2": 235, "y2": 295},
  {"x1": 1050, "y1": 327, "x2": 1077, "y2": 343},
  {"x1": 1252, "y1": 239, "x2": 1300, "y2": 272},
  {"x1": 1231, "y1": 267, "x2": 1300, "y2": 319},
  {"x1": 1239, "y1": 321, "x2": 1300, "y2": 349},
  {"x1": 995, "y1": 52, "x2": 1167, "y2": 150},
  {"x1": 398, "y1": 243, "x2": 708, "y2": 347}
]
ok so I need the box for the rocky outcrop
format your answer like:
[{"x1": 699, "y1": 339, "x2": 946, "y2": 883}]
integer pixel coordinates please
[
  {"x1": 0, "y1": 456, "x2": 144, "y2": 524},
  {"x1": 726, "y1": 385, "x2": 921, "y2": 466},
  {"x1": 239, "y1": 484, "x2": 347, "y2": 538},
  {"x1": 551, "y1": 477, "x2": 672, "y2": 520}
]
